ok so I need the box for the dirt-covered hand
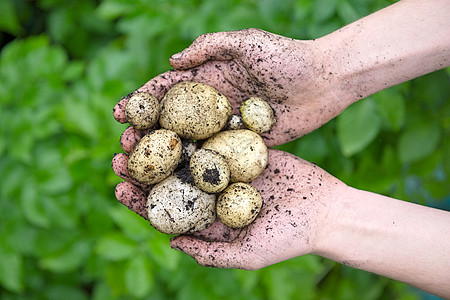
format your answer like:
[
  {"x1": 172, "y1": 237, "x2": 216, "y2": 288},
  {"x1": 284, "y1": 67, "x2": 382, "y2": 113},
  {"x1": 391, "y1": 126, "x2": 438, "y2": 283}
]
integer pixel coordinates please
[
  {"x1": 113, "y1": 147, "x2": 345, "y2": 270},
  {"x1": 113, "y1": 28, "x2": 345, "y2": 147}
]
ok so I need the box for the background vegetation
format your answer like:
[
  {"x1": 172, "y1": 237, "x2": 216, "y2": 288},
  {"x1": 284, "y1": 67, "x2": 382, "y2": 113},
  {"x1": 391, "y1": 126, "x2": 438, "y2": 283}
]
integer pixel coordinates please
[{"x1": 0, "y1": 0, "x2": 448, "y2": 299}]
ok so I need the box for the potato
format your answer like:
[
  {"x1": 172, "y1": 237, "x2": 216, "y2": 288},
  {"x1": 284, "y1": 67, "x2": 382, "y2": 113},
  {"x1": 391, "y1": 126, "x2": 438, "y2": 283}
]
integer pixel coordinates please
[
  {"x1": 189, "y1": 149, "x2": 230, "y2": 193},
  {"x1": 201, "y1": 129, "x2": 268, "y2": 182},
  {"x1": 147, "y1": 173, "x2": 216, "y2": 235},
  {"x1": 240, "y1": 97, "x2": 276, "y2": 133},
  {"x1": 127, "y1": 129, "x2": 182, "y2": 185},
  {"x1": 216, "y1": 182, "x2": 263, "y2": 229},
  {"x1": 159, "y1": 81, "x2": 232, "y2": 140},
  {"x1": 226, "y1": 114, "x2": 246, "y2": 130},
  {"x1": 125, "y1": 92, "x2": 160, "y2": 130}
]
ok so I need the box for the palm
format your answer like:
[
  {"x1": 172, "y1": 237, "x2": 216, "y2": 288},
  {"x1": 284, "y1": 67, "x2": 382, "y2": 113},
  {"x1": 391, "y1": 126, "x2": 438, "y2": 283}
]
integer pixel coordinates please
[
  {"x1": 114, "y1": 147, "x2": 344, "y2": 270},
  {"x1": 114, "y1": 30, "x2": 339, "y2": 147}
]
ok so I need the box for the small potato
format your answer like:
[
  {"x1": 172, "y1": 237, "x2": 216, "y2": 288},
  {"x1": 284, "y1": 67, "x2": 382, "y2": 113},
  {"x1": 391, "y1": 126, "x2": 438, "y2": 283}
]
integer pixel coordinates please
[
  {"x1": 240, "y1": 97, "x2": 276, "y2": 133},
  {"x1": 226, "y1": 114, "x2": 246, "y2": 130},
  {"x1": 216, "y1": 182, "x2": 263, "y2": 229},
  {"x1": 202, "y1": 129, "x2": 268, "y2": 182},
  {"x1": 125, "y1": 92, "x2": 160, "y2": 130},
  {"x1": 189, "y1": 149, "x2": 230, "y2": 193},
  {"x1": 127, "y1": 129, "x2": 182, "y2": 185},
  {"x1": 159, "y1": 81, "x2": 232, "y2": 140},
  {"x1": 147, "y1": 173, "x2": 217, "y2": 235}
]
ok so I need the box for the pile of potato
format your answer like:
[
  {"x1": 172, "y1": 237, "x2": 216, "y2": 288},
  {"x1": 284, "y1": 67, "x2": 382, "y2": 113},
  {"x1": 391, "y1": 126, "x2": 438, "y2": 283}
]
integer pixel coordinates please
[{"x1": 123, "y1": 81, "x2": 276, "y2": 235}]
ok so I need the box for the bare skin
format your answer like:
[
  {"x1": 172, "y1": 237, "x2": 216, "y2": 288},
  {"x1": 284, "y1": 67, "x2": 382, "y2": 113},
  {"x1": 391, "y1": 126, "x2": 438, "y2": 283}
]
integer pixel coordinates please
[
  {"x1": 112, "y1": 0, "x2": 450, "y2": 297},
  {"x1": 113, "y1": 29, "x2": 346, "y2": 147}
]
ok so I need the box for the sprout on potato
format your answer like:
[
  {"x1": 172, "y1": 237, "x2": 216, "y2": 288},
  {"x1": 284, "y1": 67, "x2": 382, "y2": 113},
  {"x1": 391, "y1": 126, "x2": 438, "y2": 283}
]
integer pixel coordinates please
[
  {"x1": 127, "y1": 129, "x2": 182, "y2": 185},
  {"x1": 159, "y1": 81, "x2": 232, "y2": 140},
  {"x1": 125, "y1": 92, "x2": 160, "y2": 130},
  {"x1": 216, "y1": 182, "x2": 263, "y2": 229}
]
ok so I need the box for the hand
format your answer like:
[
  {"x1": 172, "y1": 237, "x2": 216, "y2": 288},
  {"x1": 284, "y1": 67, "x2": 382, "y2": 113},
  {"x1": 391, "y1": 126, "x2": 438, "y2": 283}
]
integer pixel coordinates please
[
  {"x1": 111, "y1": 28, "x2": 346, "y2": 269},
  {"x1": 113, "y1": 147, "x2": 345, "y2": 270},
  {"x1": 113, "y1": 28, "x2": 345, "y2": 147}
]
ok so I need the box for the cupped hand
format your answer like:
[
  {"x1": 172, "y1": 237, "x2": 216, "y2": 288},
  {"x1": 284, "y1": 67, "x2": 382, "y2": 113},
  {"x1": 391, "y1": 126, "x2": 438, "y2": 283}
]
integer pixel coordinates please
[
  {"x1": 113, "y1": 146, "x2": 345, "y2": 270},
  {"x1": 113, "y1": 28, "x2": 345, "y2": 147},
  {"x1": 112, "y1": 28, "x2": 348, "y2": 269}
]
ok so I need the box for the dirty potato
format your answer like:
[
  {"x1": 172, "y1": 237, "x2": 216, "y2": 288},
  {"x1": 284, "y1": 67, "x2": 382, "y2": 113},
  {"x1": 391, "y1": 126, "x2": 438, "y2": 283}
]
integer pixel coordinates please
[{"x1": 159, "y1": 81, "x2": 232, "y2": 140}]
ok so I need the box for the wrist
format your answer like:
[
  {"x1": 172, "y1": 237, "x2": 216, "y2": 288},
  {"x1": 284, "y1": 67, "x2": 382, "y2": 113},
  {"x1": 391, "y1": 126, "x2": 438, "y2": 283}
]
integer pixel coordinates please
[
  {"x1": 310, "y1": 182, "x2": 353, "y2": 258},
  {"x1": 315, "y1": 0, "x2": 450, "y2": 105}
]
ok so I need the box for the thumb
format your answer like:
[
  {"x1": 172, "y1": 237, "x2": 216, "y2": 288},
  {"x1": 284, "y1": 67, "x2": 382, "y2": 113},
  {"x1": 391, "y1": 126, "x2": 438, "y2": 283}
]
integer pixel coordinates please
[
  {"x1": 169, "y1": 31, "x2": 242, "y2": 70},
  {"x1": 170, "y1": 235, "x2": 264, "y2": 270}
]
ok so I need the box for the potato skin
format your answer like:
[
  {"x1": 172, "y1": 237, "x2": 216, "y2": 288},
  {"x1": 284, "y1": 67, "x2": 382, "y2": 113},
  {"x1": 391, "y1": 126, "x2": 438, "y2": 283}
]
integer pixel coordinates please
[
  {"x1": 127, "y1": 129, "x2": 182, "y2": 185},
  {"x1": 125, "y1": 92, "x2": 160, "y2": 130},
  {"x1": 189, "y1": 149, "x2": 230, "y2": 193},
  {"x1": 216, "y1": 182, "x2": 263, "y2": 229},
  {"x1": 159, "y1": 81, "x2": 232, "y2": 140},
  {"x1": 201, "y1": 129, "x2": 268, "y2": 182},
  {"x1": 240, "y1": 97, "x2": 275, "y2": 134},
  {"x1": 147, "y1": 174, "x2": 216, "y2": 235}
]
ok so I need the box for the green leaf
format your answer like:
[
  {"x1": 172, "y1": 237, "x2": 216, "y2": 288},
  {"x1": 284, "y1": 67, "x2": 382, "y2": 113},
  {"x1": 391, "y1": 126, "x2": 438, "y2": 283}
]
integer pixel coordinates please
[
  {"x1": 0, "y1": 249, "x2": 24, "y2": 292},
  {"x1": 62, "y1": 60, "x2": 85, "y2": 81},
  {"x1": 96, "y1": 232, "x2": 136, "y2": 261},
  {"x1": 374, "y1": 89, "x2": 405, "y2": 131},
  {"x1": 397, "y1": 122, "x2": 441, "y2": 164},
  {"x1": 337, "y1": 98, "x2": 381, "y2": 156},
  {"x1": 21, "y1": 181, "x2": 50, "y2": 228},
  {"x1": 313, "y1": 0, "x2": 337, "y2": 22},
  {"x1": 146, "y1": 237, "x2": 180, "y2": 271},
  {"x1": 0, "y1": 0, "x2": 23, "y2": 35},
  {"x1": 105, "y1": 261, "x2": 128, "y2": 296},
  {"x1": 337, "y1": 0, "x2": 360, "y2": 23},
  {"x1": 109, "y1": 206, "x2": 152, "y2": 242},
  {"x1": 40, "y1": 240, "x2": 90, "y2": 272},
  {"x1": 97, "y1": 0, "x2": 134, "y2": 20},
  {"x1": 294, "y1": 131, "x2": 329, "y2": 164},
  {"x1": 125, "y1": 254, "x2": 154, "y2": 298},
  {"x1": 44, "y1": 284, "x2": 88, "y2": 300},
  {"x1": 59, "y1": 96, "x2": 101, "y2": 139}
]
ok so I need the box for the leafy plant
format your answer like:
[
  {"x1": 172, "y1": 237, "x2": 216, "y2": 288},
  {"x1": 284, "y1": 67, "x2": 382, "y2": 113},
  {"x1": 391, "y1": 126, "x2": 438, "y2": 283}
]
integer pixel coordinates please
[{"x1": 0, "y1": 0, "x2": 448, "y2": 299}]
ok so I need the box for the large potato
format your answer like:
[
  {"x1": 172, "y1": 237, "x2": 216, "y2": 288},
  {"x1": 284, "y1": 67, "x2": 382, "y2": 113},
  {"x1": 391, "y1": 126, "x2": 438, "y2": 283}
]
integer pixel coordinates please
[
  {"x1": 147, "y1": 174, "x2": 216, "y2": 235},
  {"x1": 159, "y1": 81, "x2": 232, "y2": 140},
  {"x1": 202, "y1": 129, "x2": 268, "y2": 182},
  {"x1": 127, "y1": 129, "x2": 182, "y2": 185}
]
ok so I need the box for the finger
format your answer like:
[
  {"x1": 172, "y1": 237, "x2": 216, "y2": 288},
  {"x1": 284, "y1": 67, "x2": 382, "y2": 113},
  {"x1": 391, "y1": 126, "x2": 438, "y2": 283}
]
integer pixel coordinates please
[
  {"x1": 113, "y1": 97, "x2": 128, "y2": 123},
  {"x1": 169, "y1": 31, "x2": 243, "y2": 70},
  {"x1": 191, "y1": 220, "x2": 241, "y2": 242},
  {"x1": 115, "y1": 181, "x2": 148, "y2": 220},
  {"x1": 170, "y1": 235, "x2": 264, "y2": 270},
  {"x1": 111, "y1": 153, "x2": 152, "y2": 192},
  {"x1": 120, "y1": 126, "x2": 147, "y2": 153}
]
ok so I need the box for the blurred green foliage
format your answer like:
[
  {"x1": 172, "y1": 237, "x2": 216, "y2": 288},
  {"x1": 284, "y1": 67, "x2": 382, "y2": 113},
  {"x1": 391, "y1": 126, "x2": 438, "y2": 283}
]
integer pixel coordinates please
[{"x1": 0, "y1": 0, "x2": 448, "y2": 299}]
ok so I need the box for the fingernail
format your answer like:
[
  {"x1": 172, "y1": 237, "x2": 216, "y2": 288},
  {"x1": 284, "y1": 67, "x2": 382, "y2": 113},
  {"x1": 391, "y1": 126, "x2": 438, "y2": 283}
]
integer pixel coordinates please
[{"x1": 170, "y1": 52, "x2": 182, "y2": 60}]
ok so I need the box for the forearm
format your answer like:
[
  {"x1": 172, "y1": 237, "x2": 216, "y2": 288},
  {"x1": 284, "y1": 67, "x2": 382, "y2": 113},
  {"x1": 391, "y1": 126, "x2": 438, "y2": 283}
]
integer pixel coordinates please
[
  {"x1": 315, "y1": 187, "x2": 450, "y2": 298},
  {"x1": 317, "y1": 0, "x2": 450, "y2": 105}
]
